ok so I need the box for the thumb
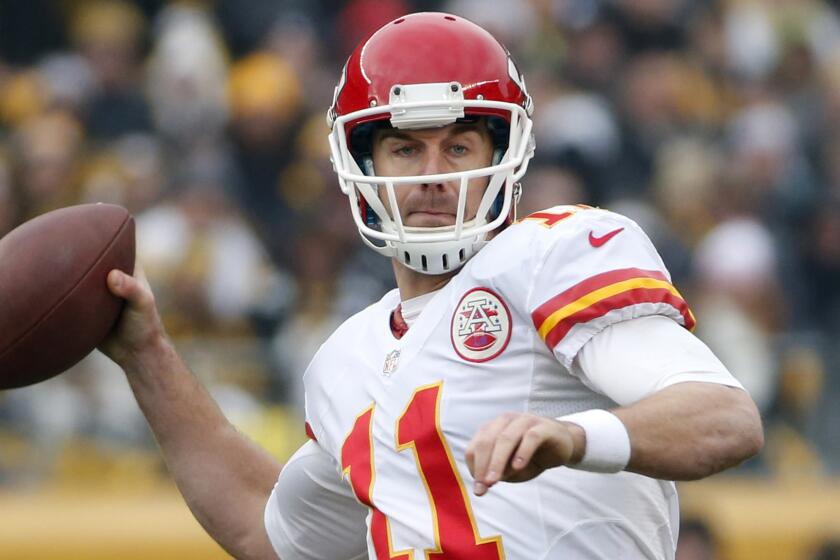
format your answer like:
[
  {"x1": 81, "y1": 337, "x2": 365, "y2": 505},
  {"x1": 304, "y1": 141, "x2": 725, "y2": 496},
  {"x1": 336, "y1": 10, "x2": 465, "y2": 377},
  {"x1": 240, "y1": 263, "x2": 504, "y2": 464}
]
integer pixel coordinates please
[
  {"x1": 108, "y1": 269, "x2": 128, "y2": 298},
  {"x1": 107, "y1": 269, "x2": 139, "y2": 301}
]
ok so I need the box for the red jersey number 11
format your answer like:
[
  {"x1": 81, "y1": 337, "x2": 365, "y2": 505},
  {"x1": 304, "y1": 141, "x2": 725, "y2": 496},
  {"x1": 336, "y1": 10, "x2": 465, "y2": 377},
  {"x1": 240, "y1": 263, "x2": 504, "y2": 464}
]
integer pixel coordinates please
[{"x1": 341, "y1": 382, "x2": 504, "y2": 559}]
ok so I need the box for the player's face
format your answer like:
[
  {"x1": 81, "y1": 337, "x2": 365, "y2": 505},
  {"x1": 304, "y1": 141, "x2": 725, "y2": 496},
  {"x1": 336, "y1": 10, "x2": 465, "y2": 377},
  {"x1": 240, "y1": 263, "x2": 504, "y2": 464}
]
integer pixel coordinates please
[{"x1": 371, "y1": 122, "x2": 495, "y2": 228}]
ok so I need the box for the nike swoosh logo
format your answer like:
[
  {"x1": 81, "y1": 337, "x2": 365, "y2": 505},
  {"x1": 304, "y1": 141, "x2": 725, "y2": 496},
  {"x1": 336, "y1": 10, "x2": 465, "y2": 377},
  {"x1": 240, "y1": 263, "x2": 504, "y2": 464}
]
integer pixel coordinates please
[{"x1": 589, "y1": 227, "x2": 625, "y2": 248}]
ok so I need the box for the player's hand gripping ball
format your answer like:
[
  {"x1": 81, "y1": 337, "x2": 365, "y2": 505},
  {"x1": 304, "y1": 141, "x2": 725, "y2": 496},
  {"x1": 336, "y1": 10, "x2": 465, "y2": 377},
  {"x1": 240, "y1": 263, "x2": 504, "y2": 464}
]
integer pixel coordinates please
[{"x1": 0, "y1": 203, "x2": 135, "y2": 389}]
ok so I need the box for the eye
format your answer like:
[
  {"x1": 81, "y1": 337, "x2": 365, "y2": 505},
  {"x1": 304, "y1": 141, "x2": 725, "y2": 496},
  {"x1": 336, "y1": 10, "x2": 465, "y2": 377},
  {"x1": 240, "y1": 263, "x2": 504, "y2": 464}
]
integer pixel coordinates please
[
  {"x1": 393, "y1": 145, "x2": 416, "y2": 156},
  {"x1": 449, "y1": 144, "x2": 468, "y2": 156}
]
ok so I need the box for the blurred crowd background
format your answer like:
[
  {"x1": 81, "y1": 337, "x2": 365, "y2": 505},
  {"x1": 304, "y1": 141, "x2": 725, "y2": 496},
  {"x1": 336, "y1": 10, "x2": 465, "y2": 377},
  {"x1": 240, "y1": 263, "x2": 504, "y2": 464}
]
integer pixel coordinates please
[{"x1": 1, "y1": 0, "x2": 840, "y2": 558}]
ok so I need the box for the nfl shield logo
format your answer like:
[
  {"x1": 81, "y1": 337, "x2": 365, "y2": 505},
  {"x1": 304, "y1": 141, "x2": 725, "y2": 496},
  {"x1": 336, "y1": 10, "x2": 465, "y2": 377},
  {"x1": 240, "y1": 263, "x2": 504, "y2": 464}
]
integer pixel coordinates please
[{"x1": 382, "y1": 349, "x2": 400, "y2": 376}]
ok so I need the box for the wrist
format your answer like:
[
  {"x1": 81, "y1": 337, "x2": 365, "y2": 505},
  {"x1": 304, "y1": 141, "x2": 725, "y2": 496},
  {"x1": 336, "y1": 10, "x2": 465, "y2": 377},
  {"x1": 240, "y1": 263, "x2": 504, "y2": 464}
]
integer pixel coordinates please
[
  {"x1": 559, "y1": 421, "x2": 587, "y2": 465},
  {"x1": 117, "y1": 333, "x2": 176, "y2": 376},
  {"x1": 556, "y1": 409, "x2": 631, "y2": 473}
]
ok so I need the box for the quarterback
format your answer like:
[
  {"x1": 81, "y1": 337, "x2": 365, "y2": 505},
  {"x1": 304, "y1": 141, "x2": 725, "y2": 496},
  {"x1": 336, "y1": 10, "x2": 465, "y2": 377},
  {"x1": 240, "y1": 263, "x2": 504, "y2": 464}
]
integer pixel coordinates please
[{"x1": 101, "y1": 12, "x2": 763, "y2": 560}]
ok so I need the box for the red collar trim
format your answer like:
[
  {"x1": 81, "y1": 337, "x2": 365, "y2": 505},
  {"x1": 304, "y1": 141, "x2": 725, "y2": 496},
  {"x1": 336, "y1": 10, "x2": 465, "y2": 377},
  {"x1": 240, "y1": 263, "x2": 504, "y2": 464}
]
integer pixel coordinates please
[{"x1": 390, "y1": 304, "x2": 409, "y2": 339}]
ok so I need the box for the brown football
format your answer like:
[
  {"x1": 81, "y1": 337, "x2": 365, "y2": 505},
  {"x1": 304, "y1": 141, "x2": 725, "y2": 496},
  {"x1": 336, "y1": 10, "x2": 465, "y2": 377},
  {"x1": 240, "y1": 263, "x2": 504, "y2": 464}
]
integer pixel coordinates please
[{"x1": 0, "y1": 203, "x2": 135, "y2": 389}]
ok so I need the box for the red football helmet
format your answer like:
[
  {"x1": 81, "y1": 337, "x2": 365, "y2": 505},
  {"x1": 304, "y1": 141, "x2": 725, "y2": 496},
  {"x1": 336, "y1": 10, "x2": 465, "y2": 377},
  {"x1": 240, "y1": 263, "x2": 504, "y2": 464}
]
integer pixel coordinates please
[{"x1": 327, "y1": 12, "x2": 534, "y2": 274}]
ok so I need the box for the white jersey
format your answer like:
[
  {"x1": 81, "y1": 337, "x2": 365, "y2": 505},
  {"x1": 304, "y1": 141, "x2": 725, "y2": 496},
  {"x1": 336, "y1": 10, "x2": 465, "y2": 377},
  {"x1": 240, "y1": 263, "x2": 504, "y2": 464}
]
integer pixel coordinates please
[{"x1": 296, "y1": 206, "x2": 703, "y2": 559}]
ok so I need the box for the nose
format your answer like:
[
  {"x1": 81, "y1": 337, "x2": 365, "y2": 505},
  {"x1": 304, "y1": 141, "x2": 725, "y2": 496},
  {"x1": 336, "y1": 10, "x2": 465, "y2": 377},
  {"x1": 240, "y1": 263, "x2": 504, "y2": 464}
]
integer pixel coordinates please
[{"x1": 419, "y1": 150, "x2": 448, "y2": 187}]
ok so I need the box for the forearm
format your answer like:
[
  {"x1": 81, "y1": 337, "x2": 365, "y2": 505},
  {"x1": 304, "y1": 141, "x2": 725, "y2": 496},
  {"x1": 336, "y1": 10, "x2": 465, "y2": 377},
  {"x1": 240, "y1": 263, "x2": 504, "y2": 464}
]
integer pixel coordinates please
[
  {"x1": 613, "y1": 382, "x2": 764, "y2": 481},
  {"x1": 469, "y1": 320, "x2": 765, "y2": 490},
  {"x1": 124, "y1": 336, "x2": 281, "y2": 559}
]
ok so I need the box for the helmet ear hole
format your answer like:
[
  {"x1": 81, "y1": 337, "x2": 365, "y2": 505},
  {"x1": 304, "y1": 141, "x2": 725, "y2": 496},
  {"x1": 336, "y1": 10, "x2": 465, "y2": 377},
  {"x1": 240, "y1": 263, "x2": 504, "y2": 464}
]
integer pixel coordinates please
[{"x1": 487, "y1": 117, "x2": 510, "y2": 153}]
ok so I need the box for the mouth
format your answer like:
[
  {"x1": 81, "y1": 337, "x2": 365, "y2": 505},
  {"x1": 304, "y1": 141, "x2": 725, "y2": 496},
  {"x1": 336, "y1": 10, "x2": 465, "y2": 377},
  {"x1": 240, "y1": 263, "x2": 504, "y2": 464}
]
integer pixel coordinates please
[{"x1": 405, "y1": 210, "x2": 456, "y2": 227}]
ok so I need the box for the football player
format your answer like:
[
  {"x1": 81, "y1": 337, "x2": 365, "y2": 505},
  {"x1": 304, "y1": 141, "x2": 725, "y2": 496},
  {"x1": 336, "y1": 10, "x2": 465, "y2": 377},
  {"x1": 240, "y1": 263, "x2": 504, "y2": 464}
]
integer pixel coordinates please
[{"x1": 102, "y1": 12, "x2": 763, "y2": 560}]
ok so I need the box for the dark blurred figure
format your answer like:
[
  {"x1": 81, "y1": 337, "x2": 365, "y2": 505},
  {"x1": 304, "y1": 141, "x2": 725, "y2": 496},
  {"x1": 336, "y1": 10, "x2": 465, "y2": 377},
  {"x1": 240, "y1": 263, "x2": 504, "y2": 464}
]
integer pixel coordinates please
[
  {"x1": 519, "y1": 163, "x2": 589, "y2": 216},
  {"x1": 0, "y1": 1, "x2": 65, "y2": 65},
  {"x1": 801, "y1": 196, "x2": 840, "y2": 335},
  {"x1": 534, "y1": 91, "x2": 620, "y2": 206},
  {"x1": 799, "y1": 196, "x2": 840, "y2": 471},
  {"x1": 214, "y1": 0, "x2": 321, "y2": 57},
  {"x1": 226, "y1": 51, "x2": 303, "y2": 264},
  {"x1": 609, "y1": 0, "x2": 691, "y2": 54},
  {"x1": 265, "y1": 12, "x2": 336, "y2": 114},
  {"x1": 78, "y1": 133, "x2": 167, "y2": 215},
  {"x1": 612, "y1": 51, "x2": 682, "y2": 200},
  {"x1": 652, "y1": 137, "x2": 721, "y2": 250},
  {"x1": 676, "y1": 518, "x2": 719, "y2": 560},
  {"x1": 725, "y1": 100, "x2": 817, "y2": 231},
  {"x1": 10, "y1": 110, "x2": 85, "y2": 217},
  {"x1": 763, "y1": 345, "x2": 827, "y2": 476},
  {"x1": 271, "y1": 227, "x2": 350, "y2": 409},
  {"x1": 814, "y1": 541, "x2": 840, "y2": 560},
  {"x1": 561, "y1": 13, "x2": 624, "y2": 92},
  {"x1": 71, "y1": 0, "x2": 153, "y2": 140}
]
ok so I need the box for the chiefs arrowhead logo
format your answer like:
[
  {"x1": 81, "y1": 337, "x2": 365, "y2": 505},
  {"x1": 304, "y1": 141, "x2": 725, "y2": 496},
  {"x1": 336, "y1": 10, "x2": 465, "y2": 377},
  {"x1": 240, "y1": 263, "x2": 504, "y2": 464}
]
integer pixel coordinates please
[{"x1": 451, "y1": 288, "x2": 512, "y2": 363}]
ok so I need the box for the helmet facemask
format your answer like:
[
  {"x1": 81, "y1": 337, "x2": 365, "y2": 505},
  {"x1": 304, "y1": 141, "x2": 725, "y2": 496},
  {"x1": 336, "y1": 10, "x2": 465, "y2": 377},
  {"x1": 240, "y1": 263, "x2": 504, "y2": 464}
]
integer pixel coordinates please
[{"x1": 328, "y1": 81, "x2": 534, "y2": 275}]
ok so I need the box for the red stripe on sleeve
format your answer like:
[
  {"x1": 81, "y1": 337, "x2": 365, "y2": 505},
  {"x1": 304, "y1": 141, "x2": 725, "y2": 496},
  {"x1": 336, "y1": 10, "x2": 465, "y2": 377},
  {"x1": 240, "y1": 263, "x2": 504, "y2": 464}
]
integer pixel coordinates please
[
  {"x1": 543, "y1": 286, "x2": 695, "y2": 349},
  {"x1": 531, "y1": 268, "x2": 670, "y2": 329}
]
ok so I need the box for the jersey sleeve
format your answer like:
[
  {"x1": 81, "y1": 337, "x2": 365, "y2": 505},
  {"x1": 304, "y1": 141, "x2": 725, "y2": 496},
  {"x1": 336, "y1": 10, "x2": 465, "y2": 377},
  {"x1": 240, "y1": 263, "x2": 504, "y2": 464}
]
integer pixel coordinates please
[
  {"x1": 571, "y1": 315, "x2": 743, "y2": 405},
  {"x1": 301, "y1": 337, "x2": 338, "y2": 449},
  {"x1": 264, "y1": 440, "x2": 368, "y2": 560},
  {"x1": 525, "y1": 207, "x2": 696, "y2": 369}
]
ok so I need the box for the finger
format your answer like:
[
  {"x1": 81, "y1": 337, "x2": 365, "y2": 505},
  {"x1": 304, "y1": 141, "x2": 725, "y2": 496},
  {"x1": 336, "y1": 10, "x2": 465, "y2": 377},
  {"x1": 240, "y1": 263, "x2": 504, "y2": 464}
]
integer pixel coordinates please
[
  {"x1": 466, "y1": 413, "x2": 512, "y2": 477},
  {"x1": 509, "y1": 423, "x2": 554, "y2": 472},
  {"x1": 483, "y1": 415, "x2": 539, "y2": 485},
  {"x1": 466, "y1": 413, "x2": 516, "y2": 496},
  {"x1": 509, "y1": 421, "x2": 575, "y2": 477}
]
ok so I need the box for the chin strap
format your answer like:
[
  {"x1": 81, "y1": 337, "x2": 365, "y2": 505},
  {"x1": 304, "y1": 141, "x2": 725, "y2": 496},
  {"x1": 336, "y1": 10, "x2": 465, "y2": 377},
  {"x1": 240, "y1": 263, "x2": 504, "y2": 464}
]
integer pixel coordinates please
[
  {"x1": 360, "y1": 156, "x2": 377, "y2": 227},
  {"x1": 510, "y1": 182, "x2": 522, "y2": 223},
  {"x1": 488, "y1": 147, "x2": 506, "y2": 220}
]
